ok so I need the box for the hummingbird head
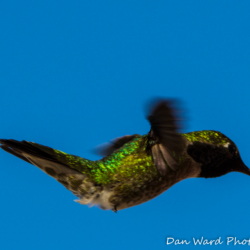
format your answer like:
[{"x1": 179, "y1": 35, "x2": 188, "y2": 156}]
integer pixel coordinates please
[{"x1": 185, "y1": 131, "x2": 250, "y2": 178}]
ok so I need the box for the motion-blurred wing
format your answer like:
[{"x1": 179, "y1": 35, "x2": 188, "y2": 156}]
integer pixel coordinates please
[
  {"x1": 147, "y1": 99, "x2": 185, "y2": 175},
  {"x1": 94, "y1": 134, "x2": 140, "y2": 156}
]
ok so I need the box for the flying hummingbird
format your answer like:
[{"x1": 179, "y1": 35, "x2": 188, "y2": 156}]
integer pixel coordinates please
[{"x1": 0, "y1": 99, "x2": 249, "y2": 212}]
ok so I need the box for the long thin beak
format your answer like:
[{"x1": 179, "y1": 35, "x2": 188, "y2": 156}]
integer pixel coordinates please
[{"x1": 234, "y1": 159, "x2": 250, "y2": 176}]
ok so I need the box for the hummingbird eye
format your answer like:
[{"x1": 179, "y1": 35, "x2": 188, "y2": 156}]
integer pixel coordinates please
[{"x1": 228, "y1": 144, "x2": 236, "y2": 154}]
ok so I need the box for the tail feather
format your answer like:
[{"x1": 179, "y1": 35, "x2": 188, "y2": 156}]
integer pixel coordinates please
[
  {"x1": 0, "y1": 138, "x2": 85, "y2": 189},
  {"x1": 1, "y1": 144, "x2": 31, "y2": 163},
  {"x1": 0, "y1": 139, "x2": 65, "y2": 166},
  {"x1": 0, "y1": 139, "x2": 103, "y2": 207}
]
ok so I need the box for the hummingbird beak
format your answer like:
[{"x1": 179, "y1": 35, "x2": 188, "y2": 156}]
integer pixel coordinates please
[{"x1": 234, "y1": 159, "x2": 250, "y2": 176}]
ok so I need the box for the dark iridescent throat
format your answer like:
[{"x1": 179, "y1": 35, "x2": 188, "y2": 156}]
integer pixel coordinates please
[{"x1": 187, "y1": 141, "x2": 232, "y2": 178}]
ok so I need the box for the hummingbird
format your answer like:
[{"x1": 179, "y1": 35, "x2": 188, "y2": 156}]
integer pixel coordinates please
[{"x1": 0, "y1": 99, "x2": 249, "y2": 212}]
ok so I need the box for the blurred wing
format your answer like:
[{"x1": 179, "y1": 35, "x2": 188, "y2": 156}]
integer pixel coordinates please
[
  {"x1": 147, "y1": 99, "x2": 185, "y2": 175},
  {"x1": 94, "y1": 134, "x2": 140, "y2": 156},
  {"x1": 151, "y1": 144, "x2": 168, "y2": 176}
]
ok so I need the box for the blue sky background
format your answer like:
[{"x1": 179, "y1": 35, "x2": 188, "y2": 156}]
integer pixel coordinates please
[{"x1": 1, "y1": 1, "x2": 250, "y2": 249}]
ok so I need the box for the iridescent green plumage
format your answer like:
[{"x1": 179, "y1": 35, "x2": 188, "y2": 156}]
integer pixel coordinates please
[
  {"x1": 48, "y1": 130, "x2": 231, "y2": 186},
  {"x1": 1, "y1": 99, "x2": 249, "y2": 211},
  {"x1": 24, "y1": 130, "x2": 237, "y2": 209},
  {"x1": 183, "y1": 130, "x2": 229, "y2": 145},
  {"x1": 53, "y1": 135, "x2": 155, "y2": 185}
]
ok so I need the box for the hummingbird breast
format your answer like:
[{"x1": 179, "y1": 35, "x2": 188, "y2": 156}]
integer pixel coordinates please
[{"x1": 74, "y1": 135, "x2": 199, "y2": 211}]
